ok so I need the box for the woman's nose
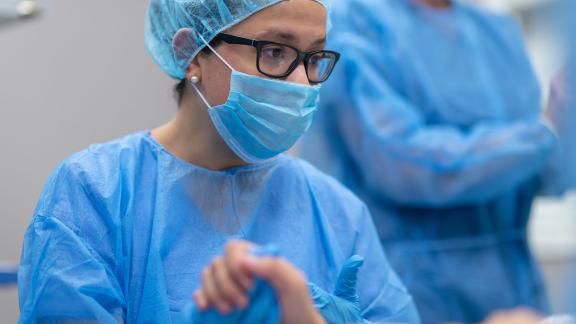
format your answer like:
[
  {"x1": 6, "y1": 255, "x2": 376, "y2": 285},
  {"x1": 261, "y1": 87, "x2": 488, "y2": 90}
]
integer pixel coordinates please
[{"x1": 285, "y1": 63, "x2": 310, "y2": 86}]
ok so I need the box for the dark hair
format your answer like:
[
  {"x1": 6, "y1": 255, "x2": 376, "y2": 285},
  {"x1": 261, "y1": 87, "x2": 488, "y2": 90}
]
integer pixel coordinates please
[
  {"x1": 174, "y1": 79, "x2": 187, "y2": 105},
  {"x1": 174, "y1": 39, "x2": 222, "y2": 105}
]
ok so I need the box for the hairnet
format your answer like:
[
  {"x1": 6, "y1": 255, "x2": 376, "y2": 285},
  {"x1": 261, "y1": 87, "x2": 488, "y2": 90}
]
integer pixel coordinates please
[{"x1": 145, "y1": 0, "x2": 331, "y2": 80}]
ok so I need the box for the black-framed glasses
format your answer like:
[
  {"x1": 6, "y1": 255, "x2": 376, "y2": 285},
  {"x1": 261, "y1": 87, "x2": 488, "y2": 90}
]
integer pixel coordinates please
[{"x1": 213, "y1": 33, "x2": 340, "y2": 84}]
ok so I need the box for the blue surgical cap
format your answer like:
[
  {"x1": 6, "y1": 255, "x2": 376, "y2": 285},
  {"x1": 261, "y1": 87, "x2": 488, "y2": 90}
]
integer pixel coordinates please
[{"x1": 145, "y1": 0, "x2": 331, "y2": 80}]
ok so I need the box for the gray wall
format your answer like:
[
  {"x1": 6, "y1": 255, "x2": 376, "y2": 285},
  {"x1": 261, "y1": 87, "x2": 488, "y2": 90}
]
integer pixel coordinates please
[{"x1": 0, "y1": 0, "x2": 174, "y2": 321}]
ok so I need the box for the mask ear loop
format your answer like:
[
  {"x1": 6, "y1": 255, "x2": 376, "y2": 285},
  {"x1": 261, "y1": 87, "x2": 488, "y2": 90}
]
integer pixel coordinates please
[
  {"x1": 189, "y1": 74, "x2": 212, "y2": 109},
  {"x1": 198, "y1": 34, "x2": 235, "y2": 72},
  {"x1": 190, "y1": 34, "x2": 236, "y2": 109}
]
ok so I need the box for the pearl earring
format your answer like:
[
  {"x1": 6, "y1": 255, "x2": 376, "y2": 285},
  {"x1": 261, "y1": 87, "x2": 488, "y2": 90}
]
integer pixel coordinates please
[{"x1": 190, "y1": 75, "x2": 200, "y2": 84}]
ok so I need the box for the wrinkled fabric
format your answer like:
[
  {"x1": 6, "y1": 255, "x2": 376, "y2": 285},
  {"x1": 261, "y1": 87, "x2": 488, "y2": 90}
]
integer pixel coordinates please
[
  {"x1": 179, "y1": 279, "x2": 279, "y2": 324},
  {"x1": 304, "y1": 0, "x2": 557, "y2": 206},
  {"x1": 542, "y1": 67, "x2": 576, "y2": 195},
  {"x1": 145, "y1": 0, "x2": 331, "y2": 79},
  {"x1": 541, "y1": 0, "x2": 576, "y2": 195},
  {"x1": 18, "y1": 131, "x2": 419, "y2": 323},
  {"x1": 192, "y1": 41, "x2": 321, "y2": 163},
  {"x1": 178, "y1": 246, "x2": 281, "y2": 324},
  {"x1": 204, "y1": 70, "x2": 320, "y2": 163},
  {"x1": 302, "y1": 0, "x2": 557, "y2": 323},
  {"x1": 548, "y1": 0, "x2": 576, "y2": 57}
]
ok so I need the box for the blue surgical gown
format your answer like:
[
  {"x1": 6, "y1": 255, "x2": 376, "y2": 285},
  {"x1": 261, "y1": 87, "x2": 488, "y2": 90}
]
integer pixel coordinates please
[
  {"x1": 302, "y1": 0, "x2": 559, "y2": 323},
  {"x1": 18, "y1": 131, "x2": 419, "y2": 323},
  {"x1": 543, "y1": 65, "x2": 576, "y2": 195}
]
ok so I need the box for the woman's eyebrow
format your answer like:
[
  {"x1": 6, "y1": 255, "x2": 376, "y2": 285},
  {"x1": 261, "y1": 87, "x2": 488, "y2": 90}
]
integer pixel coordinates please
[
  {"x1": 311, "y1": 37, "x2": 327, "y2": 46},
  {"x1": 258, "y1": 29, "x2": 296, "y2": 42},
  {"x1": 256, "y1": 29, "x2": 325, "y2": 47}
]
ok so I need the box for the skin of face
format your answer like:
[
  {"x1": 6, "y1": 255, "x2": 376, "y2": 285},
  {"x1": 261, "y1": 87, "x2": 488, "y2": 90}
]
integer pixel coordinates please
[
  {"x1": 152, "y1": 0, "x2": 327, "y2": 170},
  {"x1": 418, "y1": 0, "x2": 451, "y2": 8},
  {"x1": 187, "y1": 0, "x2": 327, "y2": 107}
]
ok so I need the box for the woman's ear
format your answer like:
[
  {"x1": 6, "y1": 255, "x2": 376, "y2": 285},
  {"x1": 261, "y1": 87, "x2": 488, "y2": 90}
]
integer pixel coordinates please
[{"x1": 186, "y1": 57, "x2": 202, "y2": 84}]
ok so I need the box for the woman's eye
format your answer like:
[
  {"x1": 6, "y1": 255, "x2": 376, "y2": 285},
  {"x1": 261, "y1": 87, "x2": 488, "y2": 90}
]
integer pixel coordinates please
[
  {"x1": 263, "y1": 47, "x2": 286, "y2": 59},
  {"x1": 309, "y1": 56, "x2": 320, "y2": 66}
]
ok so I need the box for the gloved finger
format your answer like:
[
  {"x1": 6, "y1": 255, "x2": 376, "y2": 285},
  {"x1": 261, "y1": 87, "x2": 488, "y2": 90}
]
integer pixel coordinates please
[
  {"x1": 309, "y1": 280, "x2": 365, "y2": 324},
  {"x1": 308, "y1": 282, "x2": 332, "y2": 309},
  {"x1": 224, "y1": 240, "x2": 257, "y2": 291},
  {"x1": 334, "y1": 255, "x2": 364, "y2": 302},
  {"x1": 212, "y1": 257, "x2": 249, "y2": 309},
  {"x1": 201, "y1": 262, "x2": 233, "y2": 314}
]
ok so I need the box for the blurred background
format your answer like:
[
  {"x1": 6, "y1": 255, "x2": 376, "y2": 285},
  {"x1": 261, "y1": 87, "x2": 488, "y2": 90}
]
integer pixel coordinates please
[
  {"x1": 1, "y1": 1, "x2": 174, "y2": 322},
  {"x1": 0, "y1": 0, "x2": 574, "y2": 322},
  {"x1": 475, "y1": 0, "x2": 576, "y2": 318}
]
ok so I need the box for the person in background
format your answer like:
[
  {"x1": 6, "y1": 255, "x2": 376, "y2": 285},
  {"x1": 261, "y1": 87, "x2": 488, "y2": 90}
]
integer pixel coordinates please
[
  {"x1": 483, "y1": 308, "x2": 575, "y2": 324},
  {"x1": 17, "y1": 0, "x2": 421, "y2": 323},
  {"x1": 302, "y1": 0, "x2": 575, "y2": 322},
  {"x1": 543, "y1": 0, "x2": 576, "y2": 196}
]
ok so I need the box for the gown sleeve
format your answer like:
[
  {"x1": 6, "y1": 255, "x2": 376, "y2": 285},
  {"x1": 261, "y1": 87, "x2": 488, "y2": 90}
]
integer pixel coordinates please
[
  {"x1": 18, "y1": 162, "x2": 126, "y2": 323},
  {"x1": 352, "y1": 204, "x2": 421, "y2": 323},
  {"x1": 323, "y1": 3, "x2": 557, "y2": 207},
  {"x1": 540, "y1": 66, "x2": 576, "y2": 195}
]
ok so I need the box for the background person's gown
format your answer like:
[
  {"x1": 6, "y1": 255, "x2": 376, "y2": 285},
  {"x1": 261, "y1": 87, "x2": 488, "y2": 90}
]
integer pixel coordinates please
[{"x1": 302, "y1": 0, "x2": 562, "y2": 322}]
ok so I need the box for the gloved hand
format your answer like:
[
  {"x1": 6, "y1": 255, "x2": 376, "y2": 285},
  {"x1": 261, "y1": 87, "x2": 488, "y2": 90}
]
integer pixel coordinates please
[
  {"x1": 182, "y1": 279, "x2": 279, "y2": 324},
  {"x1": 178, "y1": 245, "x2": 281, "y2": 324},
  {"x1": 308, "y1": 255, "x2": 365, "y2": 324}
]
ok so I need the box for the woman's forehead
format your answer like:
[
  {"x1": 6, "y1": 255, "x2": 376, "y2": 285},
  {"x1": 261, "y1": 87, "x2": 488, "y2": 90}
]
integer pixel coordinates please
[{"x1": 228, "y1": 0, "x2": 327, "y2": 44}]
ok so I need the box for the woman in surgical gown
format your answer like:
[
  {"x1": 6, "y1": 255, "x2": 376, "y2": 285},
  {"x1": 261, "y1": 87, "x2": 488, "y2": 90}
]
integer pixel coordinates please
[
  {"x1": 17, "y1": 0, "x2": 420, "y2": 323},
  {"x1": 302, "y1": 0, "x2": 575, "y2": 322}
]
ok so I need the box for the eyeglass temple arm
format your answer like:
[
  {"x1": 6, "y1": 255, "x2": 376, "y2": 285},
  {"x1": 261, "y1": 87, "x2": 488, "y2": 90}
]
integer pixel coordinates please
[{"x1": 215, "y1": 33, "x2": 256, "y2": 46}]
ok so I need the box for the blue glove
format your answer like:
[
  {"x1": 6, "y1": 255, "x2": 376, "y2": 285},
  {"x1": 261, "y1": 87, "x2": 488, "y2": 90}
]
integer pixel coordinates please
[
  {"x1": 179, "y1": 246, "x2": 281, "y2": 324},
  {"x1": 309, "y1": 255, "x2": 365, "y2": 324}
]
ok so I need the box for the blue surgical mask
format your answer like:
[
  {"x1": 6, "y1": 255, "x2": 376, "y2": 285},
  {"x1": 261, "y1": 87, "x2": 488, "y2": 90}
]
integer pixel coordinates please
[{"x1": 191, "y1": 37, "x2": 321, "y2": 163}]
